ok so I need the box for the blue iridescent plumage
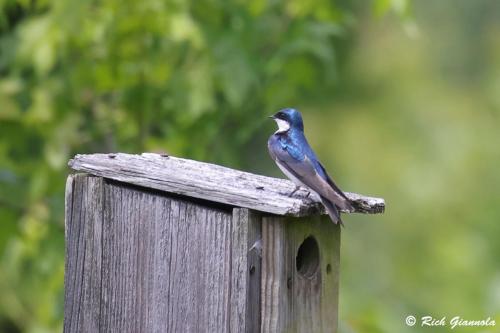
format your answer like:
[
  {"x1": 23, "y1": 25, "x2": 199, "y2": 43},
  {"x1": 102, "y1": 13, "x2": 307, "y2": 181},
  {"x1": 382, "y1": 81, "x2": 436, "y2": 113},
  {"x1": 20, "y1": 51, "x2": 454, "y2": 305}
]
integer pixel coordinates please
[{"x1": 268, "y1": 108, "x2": 354, "y2": 224}]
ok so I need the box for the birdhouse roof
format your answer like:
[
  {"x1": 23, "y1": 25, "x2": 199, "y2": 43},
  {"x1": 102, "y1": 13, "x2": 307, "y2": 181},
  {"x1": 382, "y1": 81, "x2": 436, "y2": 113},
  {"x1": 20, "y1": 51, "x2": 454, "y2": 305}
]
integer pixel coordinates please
[{"x1": 69, "y1": 153, "x2": 384, "y2": 217}]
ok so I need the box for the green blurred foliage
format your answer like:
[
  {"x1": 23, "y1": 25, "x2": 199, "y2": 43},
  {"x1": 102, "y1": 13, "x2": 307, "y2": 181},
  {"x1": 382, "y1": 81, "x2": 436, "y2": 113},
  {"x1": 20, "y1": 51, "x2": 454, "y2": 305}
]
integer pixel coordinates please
[
  {"x1": 1, "y1": 0, "x2": 499, "y2": 332},
  {"x1": 307, "y1": 2, "x2": 500, "y2": 332}
]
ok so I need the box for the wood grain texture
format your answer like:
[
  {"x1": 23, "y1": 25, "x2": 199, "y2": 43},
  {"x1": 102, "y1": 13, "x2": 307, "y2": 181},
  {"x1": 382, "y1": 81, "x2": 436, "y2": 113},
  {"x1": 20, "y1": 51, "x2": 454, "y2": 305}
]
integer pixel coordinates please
[
  {"x1": 261, "y1": 215, "x2": 340, "y2": 333},
  {"x1": 69, "y1": 153, "x2": 385, "y2": 217},
  {"x1": 64, "y1": 175, "x2": 263, "y2": 333},
  {"x1": 64, "y1": 174, "x2": 104, "y2": 333},
  {"x1": 230, "y1": 208, "x2": 261, "y2": 333}
]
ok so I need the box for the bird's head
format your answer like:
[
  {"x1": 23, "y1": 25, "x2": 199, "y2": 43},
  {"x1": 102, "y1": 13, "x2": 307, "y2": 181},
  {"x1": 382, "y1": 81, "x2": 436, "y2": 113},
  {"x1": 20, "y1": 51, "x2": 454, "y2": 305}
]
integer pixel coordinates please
[{"x1": 269, "y1": 108, "x2": 304, "y2": 133}]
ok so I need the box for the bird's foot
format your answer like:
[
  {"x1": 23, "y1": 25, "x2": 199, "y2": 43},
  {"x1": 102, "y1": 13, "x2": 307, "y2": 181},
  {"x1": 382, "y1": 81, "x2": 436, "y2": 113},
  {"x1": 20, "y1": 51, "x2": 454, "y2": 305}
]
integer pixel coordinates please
[
  {"x1": 288, "y1": 186, "x2": 301, "y2": 197},
  {"x1": 288, "y1": 186, "x2": 311, "y2": 199}
]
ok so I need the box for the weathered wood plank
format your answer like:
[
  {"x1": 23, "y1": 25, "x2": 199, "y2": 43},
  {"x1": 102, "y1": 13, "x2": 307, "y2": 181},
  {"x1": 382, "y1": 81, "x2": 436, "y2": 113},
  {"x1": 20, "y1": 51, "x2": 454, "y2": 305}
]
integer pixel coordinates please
[
  {"x1": 230, "y1": 208, "x2": 261, "y2": 333},
  {"x1": 261, "y1": 215, "x2": 340, "y2": 333},
  {"x1": 69, "y1": 153, "x2": 385, "y2": 217},
  {"x1": 261, "y1": 216, "x2": 289, "y2": 332},
  {"x1": 99, "y1": 180, "x2": 157, "y2": 332},
  {"x1": 64, "y1": 174, "x2": 104, "y2": 333},
  {"x1": 99, "y1": 180, "x2": 235, "y2": 332}
]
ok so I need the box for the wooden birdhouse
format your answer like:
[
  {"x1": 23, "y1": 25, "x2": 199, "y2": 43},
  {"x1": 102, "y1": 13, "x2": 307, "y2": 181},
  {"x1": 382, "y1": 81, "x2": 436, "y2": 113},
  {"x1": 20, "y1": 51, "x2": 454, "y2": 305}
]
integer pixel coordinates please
[{"x1": 64, "y1": 153, "x2": 384, "y2": 333}]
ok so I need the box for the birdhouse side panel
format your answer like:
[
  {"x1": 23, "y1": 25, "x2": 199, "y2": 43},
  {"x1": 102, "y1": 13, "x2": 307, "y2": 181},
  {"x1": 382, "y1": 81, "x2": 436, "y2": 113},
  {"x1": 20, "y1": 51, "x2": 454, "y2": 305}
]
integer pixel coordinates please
[
  {"x1": 261, "y1": 215, "x2": 340, "y2": 333},
  {"x1": 65, "y1": 174, "x2": 253, "y2": 333}
]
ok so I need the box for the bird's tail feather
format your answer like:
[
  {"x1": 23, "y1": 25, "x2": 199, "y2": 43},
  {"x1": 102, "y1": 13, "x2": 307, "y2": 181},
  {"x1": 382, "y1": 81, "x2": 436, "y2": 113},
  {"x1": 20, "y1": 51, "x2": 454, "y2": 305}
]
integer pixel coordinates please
[{"x1": 320, "y1": 196, "x2": 343, "y2": 226}]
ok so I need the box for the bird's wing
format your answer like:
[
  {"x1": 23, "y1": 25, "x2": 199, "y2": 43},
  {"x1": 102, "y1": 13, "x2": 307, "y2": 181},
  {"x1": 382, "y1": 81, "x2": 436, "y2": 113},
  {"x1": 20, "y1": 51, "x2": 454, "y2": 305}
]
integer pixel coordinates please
[
  {"x1": 273, "y1": 145, "x2": 353, "y2": 212},
  {"x1": 316, "y1": 161, "x2": 354, "y2": 211},
  {"x1": 267, "y1": 137, "x2": 278, "y2": 161}
]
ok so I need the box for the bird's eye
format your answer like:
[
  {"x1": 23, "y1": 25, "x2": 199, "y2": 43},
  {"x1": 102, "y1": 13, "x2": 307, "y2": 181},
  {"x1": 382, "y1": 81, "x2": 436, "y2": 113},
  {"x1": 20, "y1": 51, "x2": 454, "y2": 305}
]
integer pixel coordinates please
[{"x1": 278, "y1": 112, "x2": 285, "y2": 118}]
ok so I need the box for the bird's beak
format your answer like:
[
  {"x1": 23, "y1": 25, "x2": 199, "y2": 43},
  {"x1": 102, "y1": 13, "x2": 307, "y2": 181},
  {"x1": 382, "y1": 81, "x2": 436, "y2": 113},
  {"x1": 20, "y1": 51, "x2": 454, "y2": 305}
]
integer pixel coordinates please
[{"x1": 268, "y1": 115, "x2": 276, "y2": 119}]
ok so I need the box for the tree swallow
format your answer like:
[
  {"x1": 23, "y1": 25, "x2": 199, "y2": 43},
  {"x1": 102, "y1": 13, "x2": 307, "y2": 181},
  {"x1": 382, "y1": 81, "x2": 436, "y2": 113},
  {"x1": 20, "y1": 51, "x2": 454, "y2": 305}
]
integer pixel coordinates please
[{"x1": 268, "y1": 108, "x2": 354, "y2": 224}]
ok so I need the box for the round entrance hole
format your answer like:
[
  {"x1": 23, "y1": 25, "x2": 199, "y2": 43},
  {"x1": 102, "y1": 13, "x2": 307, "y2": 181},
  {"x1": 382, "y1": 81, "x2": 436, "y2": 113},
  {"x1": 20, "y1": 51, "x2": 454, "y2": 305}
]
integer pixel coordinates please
[{"x1": 295, "y1": 236, "x2": 320, "y2": 278}]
